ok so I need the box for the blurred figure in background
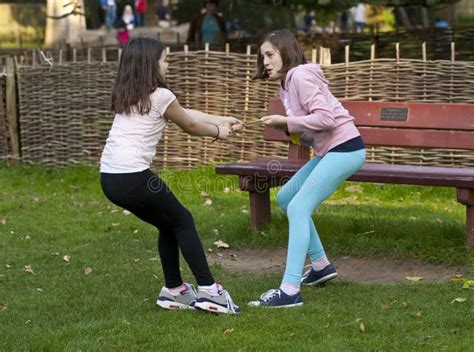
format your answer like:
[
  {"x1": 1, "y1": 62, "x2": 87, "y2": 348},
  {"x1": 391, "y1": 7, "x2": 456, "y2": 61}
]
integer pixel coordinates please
[
  {"x1": 187, "y1": 0, "x2": 227, "y2": 47},
  {"x1": 115, "y1": 19, "x2": 130, "y2": 47},
  {"x1": 351, "y1": 3, "x2": 366, "y2": 32},
  {"x1": 135, "y1": 0, "x2": 148, "y2": 27},
  {"x1": 157, "y1": 0, "x2": 173, "y2": 28},
  {"x1": 303, "y1": 10, "x2": 316, "y2": 33},
  {"x1": 122, "y1": 4, "x2": 136, "y2": 31},
  {"x1": 101, "y1": 0, "x2": 116, "y2": 31}
]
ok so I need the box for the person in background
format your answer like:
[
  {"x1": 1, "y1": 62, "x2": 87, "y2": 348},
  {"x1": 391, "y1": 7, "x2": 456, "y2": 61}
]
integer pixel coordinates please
[
  {"x1": 157, "y1": 0, "x2": 173, "y2": 28},
  {"x1": 339, "y1": 10, "x2": 349, "y2": 32},
  {"x1": 101, "y1": 0, "x2": 116, "y2": 31},
  {"x1": 187, "y1": 0, "x2": 227, "y2": 47},
  {"x1": 122, "y1": 4, "x2": 136, "y2": 31},
  {"x1": 303, "y1": 10, "x2": 316, "y2": 33},
  {"x1": 115, "y1": 19, "x2": 130, "y2": 47},
  {"x1": 135, "y1": 0, "x2": 148, "y2": 27},
  {"x1": 351, "y1": 3, "x2": 366, "y2": 32}
]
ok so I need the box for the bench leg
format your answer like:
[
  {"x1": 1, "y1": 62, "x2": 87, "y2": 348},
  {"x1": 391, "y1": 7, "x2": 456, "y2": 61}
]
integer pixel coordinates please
[
  {"x1": 456, "y1": 188, "x2": 474, "y2": 249},
  {"x1": 467, "y1": 205, "x2": 474, "y2": 249},
  {"x1": 249, "y1": 190, "x2": 271, "y2": 231},
  {"x1": 239, "y1": 175, "x2": 272, "y2": 231}
]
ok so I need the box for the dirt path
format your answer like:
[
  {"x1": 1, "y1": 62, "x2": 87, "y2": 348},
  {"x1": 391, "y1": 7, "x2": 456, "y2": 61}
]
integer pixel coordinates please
[{"x1": 207, "y1": 248, "x2": 466, "y2": 283}]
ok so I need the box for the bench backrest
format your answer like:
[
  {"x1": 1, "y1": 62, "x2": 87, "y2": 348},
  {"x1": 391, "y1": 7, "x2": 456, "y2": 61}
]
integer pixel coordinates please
[{"x1": 264, "y1": 98, "x2": 474, "y2": 160}]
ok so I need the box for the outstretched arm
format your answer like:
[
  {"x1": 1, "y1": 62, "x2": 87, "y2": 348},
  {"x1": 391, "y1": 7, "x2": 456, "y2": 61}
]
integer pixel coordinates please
[
  {"x1": 185, "y1": 109, "x2": 244, "y2": 131},
  {"x1": 164, "y1": 100, "x2": 230, "y2": 140}
]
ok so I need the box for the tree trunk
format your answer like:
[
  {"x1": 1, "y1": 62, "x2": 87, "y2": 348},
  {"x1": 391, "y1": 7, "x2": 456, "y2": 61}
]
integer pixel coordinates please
[{"x1": 44, "y1": 0, "x2": 86, "y2": 48}]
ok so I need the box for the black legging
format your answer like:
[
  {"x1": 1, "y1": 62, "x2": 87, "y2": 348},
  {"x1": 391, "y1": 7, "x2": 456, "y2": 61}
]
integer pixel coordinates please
[{"x1": 100, "y1": 169, "x2": 214, "y2": 288}]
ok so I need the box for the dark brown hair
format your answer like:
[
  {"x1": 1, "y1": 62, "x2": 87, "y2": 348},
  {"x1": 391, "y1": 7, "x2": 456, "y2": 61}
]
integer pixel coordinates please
[
  {"x1": 253, "y1": 29, "x2": 307, "y2": 80},
  {"x1": 111, "y1": 37, "x2": 169, "y2": 115}
]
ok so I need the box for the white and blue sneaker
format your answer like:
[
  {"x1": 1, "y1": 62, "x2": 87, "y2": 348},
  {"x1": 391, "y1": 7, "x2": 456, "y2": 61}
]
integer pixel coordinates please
[
  {"x1": 248, "y1": 288, "x2": 303, "y2": 308},
  {"x1": 301, "y1": 263, "x2": 337, "y2": 286},
  {"x1": 156, "y1": 283, "x2": 197, "y2": 310},
  {"x1": 194, "y1": 285, "x2": 240, "y2": 314}
]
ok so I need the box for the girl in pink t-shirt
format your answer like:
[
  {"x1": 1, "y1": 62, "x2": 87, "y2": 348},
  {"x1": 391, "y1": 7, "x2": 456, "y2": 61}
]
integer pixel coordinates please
[{"x1": 249, "y1": 30, "x2": 366, "y2": 308}]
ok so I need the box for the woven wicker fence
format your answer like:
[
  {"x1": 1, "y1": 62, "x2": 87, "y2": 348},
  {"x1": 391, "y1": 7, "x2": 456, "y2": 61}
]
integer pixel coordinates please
[{"x1": 8, "y1": 48, "x2": 474, "y2": 169}]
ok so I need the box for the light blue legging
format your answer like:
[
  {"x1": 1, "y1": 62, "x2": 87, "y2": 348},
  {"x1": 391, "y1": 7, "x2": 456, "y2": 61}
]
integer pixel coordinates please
[{"x1": 277, "y1": 149, "x2": 366, "y2": 286}]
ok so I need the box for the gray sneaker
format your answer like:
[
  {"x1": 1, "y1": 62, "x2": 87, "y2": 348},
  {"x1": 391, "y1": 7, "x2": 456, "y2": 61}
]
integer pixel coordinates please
[
  {"x1": 156, "y1": 283, "x2": 196, "y2": 310},
  {"x1": 194, "y1": 285, "x2": 240, "y2": 314}
]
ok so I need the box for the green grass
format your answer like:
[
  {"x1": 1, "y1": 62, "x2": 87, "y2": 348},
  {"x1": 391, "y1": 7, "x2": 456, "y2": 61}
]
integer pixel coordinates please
[{"x1": 1, "y1": 164, "x2": 473, "y2": 350}]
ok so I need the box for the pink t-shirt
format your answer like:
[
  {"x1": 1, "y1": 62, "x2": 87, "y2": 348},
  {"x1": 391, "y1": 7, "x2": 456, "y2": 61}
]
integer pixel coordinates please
[{"x1": 280, "y1": 64, "x2": 360, "y2": 156}]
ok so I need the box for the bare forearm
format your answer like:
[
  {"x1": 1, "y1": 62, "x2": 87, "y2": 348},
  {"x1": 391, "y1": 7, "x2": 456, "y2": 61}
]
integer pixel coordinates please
[
  {"x1": 186, "y1": 120, "x2": 220, "y2": 138},
  {"x1": 185, "y1": 109, "x2": 226, "y2": 124}
]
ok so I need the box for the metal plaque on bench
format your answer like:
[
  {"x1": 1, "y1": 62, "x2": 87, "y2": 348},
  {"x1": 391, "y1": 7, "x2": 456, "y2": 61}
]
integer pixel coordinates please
[{"x1": 380, "y1": 107, "x2": 409, "y2": 121}]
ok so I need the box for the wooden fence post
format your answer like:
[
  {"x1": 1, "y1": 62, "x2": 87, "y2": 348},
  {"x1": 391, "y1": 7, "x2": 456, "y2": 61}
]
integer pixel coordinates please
[{"x1": 5, "y1": 57, "x2": 20, "y2": 164}]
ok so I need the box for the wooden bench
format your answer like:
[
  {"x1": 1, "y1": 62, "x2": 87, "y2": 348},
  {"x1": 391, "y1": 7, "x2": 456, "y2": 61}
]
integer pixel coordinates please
[{"x1": 216, "y1": 99, "x2": 474, "y2": 248}]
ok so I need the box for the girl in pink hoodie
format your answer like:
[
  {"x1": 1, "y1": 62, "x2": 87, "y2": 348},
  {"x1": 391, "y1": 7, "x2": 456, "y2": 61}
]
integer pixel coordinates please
[{"x1": 249, "y1": 30, "x2": 366, "y2": 308}]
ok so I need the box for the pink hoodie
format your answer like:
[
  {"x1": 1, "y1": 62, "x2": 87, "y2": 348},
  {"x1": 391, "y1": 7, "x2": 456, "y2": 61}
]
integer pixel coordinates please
[{"x1": 280, "y1": 64, "x2": 360, "y2": 156}]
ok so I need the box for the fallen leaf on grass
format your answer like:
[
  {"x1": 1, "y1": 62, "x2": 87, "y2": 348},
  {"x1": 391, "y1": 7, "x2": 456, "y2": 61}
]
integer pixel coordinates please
[
  {"x1": 381, "y1": 303, "x2": 391, "y2": 310},
  {"x1": 24, "y1": 265, "x2": 34, "y2": 274},
  {"x1": 451, "y1": 298, "x2": 467, "y2": 304},
  {"x1": 214, "y1": 240, "x2": 229, "y2": 249},
  {"x1": 344, "y1": 185, "x2": 363, "y2": 193},
  {"x1": 123, "y1": 210, "x2": 131, "y2": 216},
  {"x1": 84, "y1": 267, "x2": 93, "y2": 275},
  {"x1": 223, "y1": 328, "x2": 234, "y2": 334},
  {"x1": 0, "y1": 216, "x2": 5, "y2": 225},
  {"x1": 212, "y1": 229, "x2": 220, "y2": 236},
  {"x1": 36, "y1": 288, "x2": 43, "y2": 292},
  {"x1": 406, "y1": 276, "x2": 424, "y2": 282},
  {"x1": 200, "y1": 191, "x2": 209, "y2": 197},
  {"x1": 111, "y1": 223, "x2": 120, "y2": 227},
  {"x1": 462, "y1": 280, "x2": 474, "y2": 289},
  {"x1": 413, "y1": 311, "x2": 422, "y2": 317},
  {"x1": 63, "y1": 255, "x2": 71, "y2": 263},
  {"x1": 325, "y1": 195, "x2": 359, "y2": 205},
  {"x1": 450, "y1": 277, "x2": 474, "y2": 289},
  {"x1": 0, "y1": 304, "x2": 7, "y2": 311},
  {"x1": 204, "y1": 199, "x2": 213, "y2": 206},
  {"x1": 223, "y1": 187, "x2": 230, "y2": 193},
  {"x1": 359, "y1": 322, "x2": 366, "y2": 333}
]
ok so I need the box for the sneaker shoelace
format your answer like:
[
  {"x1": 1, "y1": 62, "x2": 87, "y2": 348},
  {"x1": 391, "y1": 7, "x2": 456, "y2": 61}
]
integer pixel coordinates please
[
  {"x1": 217, "y1": 284, "x2": 239, "y2": 313},
  {"x1": 182, "y1": 283, "x2": 197, "y2": 296},
  {"x1": 259, "y1": 289, "x2": 281, "y2": 303}
]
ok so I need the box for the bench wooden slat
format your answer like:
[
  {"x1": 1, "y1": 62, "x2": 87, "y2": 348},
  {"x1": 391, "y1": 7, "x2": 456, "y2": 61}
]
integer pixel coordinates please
[
  {"x1": 359, "y1": 127, "x2": 474, "y2": 149},
  {"x1": 342, "y1": 101, "x2": 474, "y2": 131},
  {"x1": 216, "y1": 159, "x2": 474, "y2": 188},
  {"x1": 263, "y1": 99, "x2": 474, "y2": 151}
]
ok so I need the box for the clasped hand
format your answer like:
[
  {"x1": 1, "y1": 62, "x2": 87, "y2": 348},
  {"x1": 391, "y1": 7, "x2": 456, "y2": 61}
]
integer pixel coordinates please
[{"x1": 260, "y1": 115, "x2": 288, "y2": 130}]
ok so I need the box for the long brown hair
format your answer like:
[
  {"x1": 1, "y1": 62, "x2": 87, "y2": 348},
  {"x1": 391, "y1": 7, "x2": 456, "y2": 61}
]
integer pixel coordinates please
[
  {"x1": 111, "y1": 37, "x2": 169, "y2": 115},
  {"x1": 253, "y1": 29, "x2": 307, "y2": 80}
]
